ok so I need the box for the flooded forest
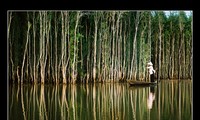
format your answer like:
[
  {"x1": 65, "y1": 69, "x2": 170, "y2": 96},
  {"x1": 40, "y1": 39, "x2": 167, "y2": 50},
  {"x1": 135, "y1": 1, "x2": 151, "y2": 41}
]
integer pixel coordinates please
[{"x1": 8, "y1": 11, "x2": 192, "y2": 84}]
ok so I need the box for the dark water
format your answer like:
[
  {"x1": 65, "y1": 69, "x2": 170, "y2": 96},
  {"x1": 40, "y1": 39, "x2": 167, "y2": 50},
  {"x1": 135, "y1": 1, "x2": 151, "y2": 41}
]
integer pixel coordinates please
[{"x1": 9, "y1": 80, "x2": 192, "y2": 120}]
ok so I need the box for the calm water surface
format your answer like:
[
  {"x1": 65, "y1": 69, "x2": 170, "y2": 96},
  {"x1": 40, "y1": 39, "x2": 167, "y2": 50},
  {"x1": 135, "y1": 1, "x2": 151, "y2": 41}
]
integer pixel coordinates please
[{"x1": 9, "y1": 80, "x2": 192, "y2": 120}]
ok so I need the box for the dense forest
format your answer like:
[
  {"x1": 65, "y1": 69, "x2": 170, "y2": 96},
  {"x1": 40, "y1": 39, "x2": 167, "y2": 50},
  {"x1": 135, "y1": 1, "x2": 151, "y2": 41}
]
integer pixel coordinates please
[{"x1": 8, "y1": 11, "x2": 192, "y2": 84}]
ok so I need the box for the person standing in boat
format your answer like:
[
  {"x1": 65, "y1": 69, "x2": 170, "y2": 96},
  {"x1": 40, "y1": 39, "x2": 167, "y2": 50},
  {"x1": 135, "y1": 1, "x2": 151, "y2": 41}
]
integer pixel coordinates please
[{"x1": 147, "y1": 62, "x2": 156, "y2": 82}]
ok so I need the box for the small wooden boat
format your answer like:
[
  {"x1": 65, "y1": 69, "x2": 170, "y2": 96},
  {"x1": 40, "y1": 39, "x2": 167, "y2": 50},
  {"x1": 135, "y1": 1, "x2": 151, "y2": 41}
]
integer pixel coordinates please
[{"x1": 128, "y1": 80, "x2": 157, "y2": 87}]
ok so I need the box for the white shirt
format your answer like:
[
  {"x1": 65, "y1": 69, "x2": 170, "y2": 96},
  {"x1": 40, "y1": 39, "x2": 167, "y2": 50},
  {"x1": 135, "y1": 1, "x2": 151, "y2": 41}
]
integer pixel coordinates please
[{"x1": 147, "y1": 66, "x2": 155, "y2": 75}]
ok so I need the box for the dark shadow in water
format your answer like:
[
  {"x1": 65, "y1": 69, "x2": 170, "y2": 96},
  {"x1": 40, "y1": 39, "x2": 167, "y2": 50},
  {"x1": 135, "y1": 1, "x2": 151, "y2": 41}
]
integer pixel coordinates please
[{"x1": 9, "y1": 80, "x2": 192, "y2": 120}]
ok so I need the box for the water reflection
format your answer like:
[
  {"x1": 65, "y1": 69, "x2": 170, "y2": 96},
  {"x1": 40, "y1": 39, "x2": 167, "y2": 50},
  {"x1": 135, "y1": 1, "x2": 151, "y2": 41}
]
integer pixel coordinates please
[
  {"x1": 147, "y1": 87, "x2": 155, "y2": 110},
  {"x1": 9, "y1": 80, "x2": 192, "y2": 120}
]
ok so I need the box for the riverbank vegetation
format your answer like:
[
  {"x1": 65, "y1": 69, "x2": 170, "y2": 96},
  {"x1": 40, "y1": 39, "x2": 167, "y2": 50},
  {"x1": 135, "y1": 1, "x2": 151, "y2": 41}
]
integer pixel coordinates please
[{"x1": 8, "y1": 11, "x2": 192, "y2": 84}]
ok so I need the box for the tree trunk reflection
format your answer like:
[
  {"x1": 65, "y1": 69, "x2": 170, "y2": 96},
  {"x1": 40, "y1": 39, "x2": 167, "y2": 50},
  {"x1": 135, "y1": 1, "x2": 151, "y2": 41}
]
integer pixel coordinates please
[{"x1": 9, "y1": 80, "x2": 192, "y2": 120}]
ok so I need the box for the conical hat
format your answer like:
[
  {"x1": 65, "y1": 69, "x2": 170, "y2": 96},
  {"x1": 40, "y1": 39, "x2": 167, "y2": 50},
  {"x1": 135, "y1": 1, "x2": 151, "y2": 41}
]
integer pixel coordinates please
[{"x1": 147, "y1": 62, "x2": 153, "y2": 66}]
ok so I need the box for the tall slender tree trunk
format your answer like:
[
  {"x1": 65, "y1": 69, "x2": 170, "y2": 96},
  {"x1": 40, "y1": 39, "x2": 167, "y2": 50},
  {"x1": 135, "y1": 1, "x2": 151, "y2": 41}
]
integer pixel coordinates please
[
  {"x1": 98, "y1": 14, "x2": 103, "y2": 82},
  {"x1": 169, "y1": 21, "x2": 172, "y2": 79},
  {"x1": 119, "y1": 18, "x2": 123, "y2": 81},
  {"x1": 86, "y1": 21, "x2": 89, "y2": 83},
  {"x1": 67, "y1": 14, "x2": 70, "y2": 83},
  {"x1": 127, "y1": 17, "x2": 131, "y2": 80},
  {"x1": 61, "y1": 11, "x2": 69, "y2": 84},
  {"x1": 93, "y1": 13, "x2": 97, "y2": 82},
  {"x1": 33, "y1": 12, "x2": 37, "y2": 83},
  {"x1": 8, "y1": 12, "x2": 14, "y2": 82},
  {"x1": 130, "y1": 12, "x2": 140, "y2": 80},
  {"x1": 72, "y1": 11, "x2": 82, "y2": 83},
  {"x1": 190, "y1": 19, "x2": 192, "y2": 79},
  {"x1": 50, "y1": 20, "x2": 53, "y2": 83},
  {"x1": 80, "y1": 29, "x2": 83, "y2": 82},
  {"x1": 171, "y1": 34, "x2": 175, "y2": 78},
  {"x1": 162, "y1": 31, "x2": 165, "y2": 79},
  {"x1": 183, "y1": 33, "x2": 186, "y2": 78},
  {"x1": 54, "y1": 12, "x2": 58, "y2": 84},
  {"x1": 158, "y1": 13, "x2": 162, "y2": 80},
  {"x1": 167, "y1": 34, "x2": 170, "y2": 79},
  {"x1": 111, "y1": 11, "x2": 115, "y2": 82},
  {"x1": 140, "y1": 24, "x2": 147, "y2": 80},
  {"x1": 45, "y1": 13, "x2": 50, "y2": 83},
  {"x1": 115, "y1": 12, "x2": 122, "y2": 82},
  {"x1": 178, "y1": 15, "x2": 184, "y2": 80},
  {"x1": 146, "y1": 13, "x2": 151, "y2": 81},
  {"x1": 21, "y1": 16, "x2": 31, "y2": 84},
  {"x1": 122, "y1": 20, "x2": 126, "y2": 81},
  {"x1": 39, "y1": 12, "x2": 44, "y2": 84},
  {"x1": 39, "y1": 11, "x2": 48, "y2": 84}
]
